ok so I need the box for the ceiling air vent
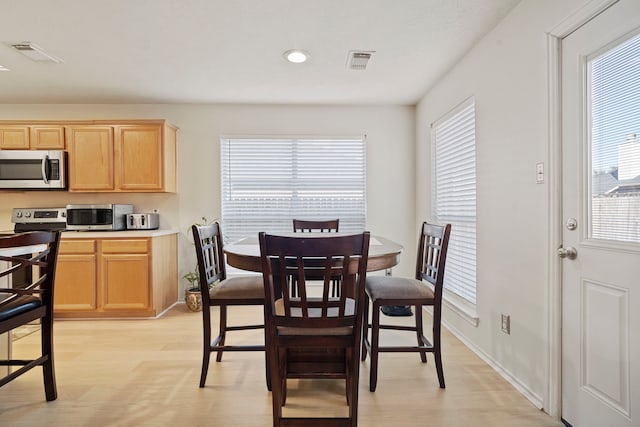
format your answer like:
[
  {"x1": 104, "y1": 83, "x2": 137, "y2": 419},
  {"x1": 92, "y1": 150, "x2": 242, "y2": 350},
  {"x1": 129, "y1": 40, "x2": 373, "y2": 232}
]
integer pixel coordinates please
[
  {"x1": 347, "y1": 50, "x2": 375, "y2": 70},
  {"x1": 10, "y1": 42, "x2": 63, "y2": 63}
]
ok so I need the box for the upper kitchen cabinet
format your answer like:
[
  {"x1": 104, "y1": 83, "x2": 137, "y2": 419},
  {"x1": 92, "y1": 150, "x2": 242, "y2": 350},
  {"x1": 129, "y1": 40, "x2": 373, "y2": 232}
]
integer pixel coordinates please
[
  {"x1": 0, "y1": 126, "x2": 30, "y2": 149},
  {"x1": 30, "y1": 126, "x2": 65, "y2": 149},
  {"x1": 67, "y1": 126, "x2": 115, "y2": 191},
  {"x1": 115, "y1": 123, "x2": 177, "y2": 192},
  {"x1": 0, "y1": 125, "x2": 65, "y2": 149},
  {"x1": 67, "y1": 120, "x2": 177, "y2": 193}
]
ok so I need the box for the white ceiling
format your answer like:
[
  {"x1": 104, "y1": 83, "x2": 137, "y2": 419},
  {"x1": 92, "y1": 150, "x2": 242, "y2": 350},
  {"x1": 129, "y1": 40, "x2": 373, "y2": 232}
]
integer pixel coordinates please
[{"x1": 0, "y1": 0, "x2": 521, "y2": 105}]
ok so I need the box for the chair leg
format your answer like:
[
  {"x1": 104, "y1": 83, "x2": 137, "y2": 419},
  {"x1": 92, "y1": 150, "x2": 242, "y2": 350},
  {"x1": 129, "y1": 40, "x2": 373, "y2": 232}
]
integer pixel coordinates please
[
  {"x1": 264, "y1": 311, "x2": 272, "y2": 391},
  {"x1": 369, "y1": 302, "x2": 381, "y2": 392},
  {"x1": 348, "y1": 347, "x2": 360, "y2": 427},
  {"x1": 433, "y1": 308, "x2": 445, "y2": 388},
  {"x1": 216, "y1": 305, "x2": 227, "y2": 362},
  {"x1": 41, "y1": 315, "x2": 57, "y2": 401},
  {"x1": 415, "y1": 305, "x2": 427, "y2": 363},
  {"x1": 280, "y1": 349, "x2": 287, "y2": 406},
  {"x1": 361, "y1": 295, "x2": 369, "y2": 361},
  {"x1": 268, "y1": 336, "x2": 283, "y2": 427},
  {"x1": 200, "y1": 308, "x2": 212, "y2": 388}
]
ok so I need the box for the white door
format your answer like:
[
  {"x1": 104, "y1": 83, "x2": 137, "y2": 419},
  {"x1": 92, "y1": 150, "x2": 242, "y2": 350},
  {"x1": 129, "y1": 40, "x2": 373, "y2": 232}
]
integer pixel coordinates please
[{"x1": 561, "y1": 0, "x2": 640, "y2": 426}]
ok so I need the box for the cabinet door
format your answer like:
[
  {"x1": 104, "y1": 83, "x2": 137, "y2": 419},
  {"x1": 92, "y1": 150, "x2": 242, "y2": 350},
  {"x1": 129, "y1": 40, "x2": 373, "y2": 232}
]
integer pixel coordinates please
[
  {"x1": 116, "y1": 125, "x2": 163, "y2": 191},
  {"x1": 101, "y1": 254, "x2": 150, "y2": 310},
  {"x1": 30, "y1": 126, "x2": 65, "y2": 149},
  {"x1": 67, "y1": 126, "x2": 114, "y2": 191},
  {"x1": 0, "y1": 126, "x2": 29, "y2": 149},
  {"x1": 54, "y1": 254, "x2": 97, "y2": 311}
]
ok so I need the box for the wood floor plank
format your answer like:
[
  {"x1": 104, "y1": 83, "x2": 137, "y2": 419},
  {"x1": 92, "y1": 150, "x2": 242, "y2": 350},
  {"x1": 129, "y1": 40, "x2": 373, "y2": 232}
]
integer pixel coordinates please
[{"x1": 0, "y1": 305, "x2": 562, "y2": 426}]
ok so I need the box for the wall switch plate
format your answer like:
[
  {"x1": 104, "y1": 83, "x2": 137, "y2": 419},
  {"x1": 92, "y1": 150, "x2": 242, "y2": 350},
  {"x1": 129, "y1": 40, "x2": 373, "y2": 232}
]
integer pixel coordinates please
[
  {"x1": 536, "y1": 162, "x2": 544, "y2": 184},
  {"x1": 501, "y1": 314, "x2": 511, "y2": 334}
]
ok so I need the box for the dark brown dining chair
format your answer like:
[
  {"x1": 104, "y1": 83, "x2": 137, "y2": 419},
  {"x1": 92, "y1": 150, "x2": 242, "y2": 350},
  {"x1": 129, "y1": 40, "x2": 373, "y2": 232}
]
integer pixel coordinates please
[
  {"x1": 0, "y1": 231, "x2": 61, "y2": 401},
  {"x1": 361, "y1": 221, "x2": 451, "y2": 391},
  {"x1": 260, "y1": 231, "x2": 370, "y2": 427},
  {"x1": 191, "y1": 223, "x2": 269, "y2": 389},
  {"x1": 292, "y1": 219, "x2": 341, "y2": 297},
  {"x1": 292, "y1": 219, "x2": 340, "y2": 233}
]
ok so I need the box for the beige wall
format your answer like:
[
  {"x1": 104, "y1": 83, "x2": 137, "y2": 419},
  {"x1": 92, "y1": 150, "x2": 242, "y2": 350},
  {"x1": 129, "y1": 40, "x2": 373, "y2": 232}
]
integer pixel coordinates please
[
  {"x1": 0, "y1": 103, "x2": 416, "y2": 291},
  {"x1": 416, "y1": 0, "x2": 593, "y2": 412}
]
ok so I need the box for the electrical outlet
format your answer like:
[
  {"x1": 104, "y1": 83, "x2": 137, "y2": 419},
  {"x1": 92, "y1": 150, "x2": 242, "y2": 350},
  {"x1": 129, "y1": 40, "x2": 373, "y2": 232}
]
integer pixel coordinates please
[{"x1": 501, "y1": 314, "x2": 510, "y2": 334}]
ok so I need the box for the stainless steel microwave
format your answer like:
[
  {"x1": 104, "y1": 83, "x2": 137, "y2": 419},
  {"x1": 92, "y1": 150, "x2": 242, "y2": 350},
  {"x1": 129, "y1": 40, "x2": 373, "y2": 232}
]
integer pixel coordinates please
[
  {"x1": 66, "y1": 204, "x2": 134, "y2": 231},
  {"x1": 0, "y1": 150, "x2": 67, "y2": 190}
]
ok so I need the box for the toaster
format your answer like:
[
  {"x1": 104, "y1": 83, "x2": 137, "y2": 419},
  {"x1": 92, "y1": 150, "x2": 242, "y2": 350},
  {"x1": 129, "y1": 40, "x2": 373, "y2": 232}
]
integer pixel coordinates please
[{"x1": 126, "y1": 213, "x2": 159, "y2": 230}]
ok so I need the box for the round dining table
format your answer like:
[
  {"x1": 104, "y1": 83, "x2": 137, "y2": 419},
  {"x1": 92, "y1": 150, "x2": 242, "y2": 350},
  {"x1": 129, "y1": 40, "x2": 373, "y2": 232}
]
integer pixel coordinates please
[{"x1": 224, "y1": 233, "x2": 403, "y2": 273}]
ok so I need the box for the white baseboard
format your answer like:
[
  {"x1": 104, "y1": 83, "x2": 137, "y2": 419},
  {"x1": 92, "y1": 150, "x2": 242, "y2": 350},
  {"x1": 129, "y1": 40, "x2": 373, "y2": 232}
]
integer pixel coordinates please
[{"x1": 438, "y1": 311, "x2": 545, "y2": 410}]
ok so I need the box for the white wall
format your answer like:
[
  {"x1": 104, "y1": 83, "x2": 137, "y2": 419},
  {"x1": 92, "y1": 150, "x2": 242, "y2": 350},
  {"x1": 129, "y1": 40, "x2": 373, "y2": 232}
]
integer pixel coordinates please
[
  {"x1": 416, "y1": 0, "x2": 592, "y2": 411},
  {"x1": 0, "y1": 104, "x2": 416, "y2": 292}
]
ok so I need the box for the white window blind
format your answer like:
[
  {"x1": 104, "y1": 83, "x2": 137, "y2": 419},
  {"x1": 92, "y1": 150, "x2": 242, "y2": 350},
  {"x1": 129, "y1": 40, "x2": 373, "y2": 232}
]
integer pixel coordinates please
[
  {"x1": 221, "y1": 137, "x2": 366, "y2": 244},
  {"x1": 589, "y1": 32, "x2": 640, "y2": 243},
  {"x1": 432, "y1": 99, "x2": 477, "y2": 304}
]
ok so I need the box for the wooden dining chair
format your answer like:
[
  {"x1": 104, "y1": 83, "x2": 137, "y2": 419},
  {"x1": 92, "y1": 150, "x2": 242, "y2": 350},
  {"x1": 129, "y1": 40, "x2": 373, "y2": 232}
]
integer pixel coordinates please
[
  {"x1": 361, "y1": 221, "x2": 451, "y2": 391},
  {"x1": 292, "y1": 219, "x2": 340, "y2": 233},
  {"x1": 191, "y1": 223, "x2": 269, "y2": 389},
  {"x1": 260, "y1": 231, "x2": 370, "y2": 427},
  {"x1": 292, "y1": 219, "x2": 341, "y2": 297},
  {"x1": 0, "y1": 231, "x2": 61, "y2": 401}
]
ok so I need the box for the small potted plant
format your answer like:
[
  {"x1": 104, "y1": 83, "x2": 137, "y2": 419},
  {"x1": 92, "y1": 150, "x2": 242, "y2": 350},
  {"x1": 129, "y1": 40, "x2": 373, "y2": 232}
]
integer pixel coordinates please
[{"x1": 183, "y1": 269, "x2": 202, "y2": 312}]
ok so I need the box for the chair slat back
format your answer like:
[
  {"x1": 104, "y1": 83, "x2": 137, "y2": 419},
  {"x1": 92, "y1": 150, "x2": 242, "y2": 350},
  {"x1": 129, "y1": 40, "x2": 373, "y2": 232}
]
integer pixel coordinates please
[
  {"x1": 415, "y1": 222, "x2": 451, "y2": 295},
  {"x1": 192, "y1": 223, "x2": 226, "y2": 302},
  {"x1": 0, "y1": 231, "x2": 61, "y2": 306},
  {"x1": 260, "y1": 232, "x2": 369, "y2": 331},
  {"x1": 292, "y1": 219, "x2": 339, "y2": 233}
]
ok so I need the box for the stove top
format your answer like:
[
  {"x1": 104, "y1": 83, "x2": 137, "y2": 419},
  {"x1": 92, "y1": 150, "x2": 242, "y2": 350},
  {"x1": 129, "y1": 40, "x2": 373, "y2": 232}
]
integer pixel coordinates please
[{"x1": 11, "y1": 207, "x2": 67, "y2": 232}]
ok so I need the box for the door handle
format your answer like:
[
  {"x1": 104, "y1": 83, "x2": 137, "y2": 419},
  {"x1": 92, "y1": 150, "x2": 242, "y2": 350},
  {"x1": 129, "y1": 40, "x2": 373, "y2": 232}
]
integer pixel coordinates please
[{"x1": 557, "y1": 246, "x2": 577, "y2": 259}]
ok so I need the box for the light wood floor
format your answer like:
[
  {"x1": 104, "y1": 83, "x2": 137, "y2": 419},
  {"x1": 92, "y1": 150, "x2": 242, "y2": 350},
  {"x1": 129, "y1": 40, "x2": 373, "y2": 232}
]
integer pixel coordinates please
[{"x1": 0, "y1": 305, "x2": 562, "y2": 427}]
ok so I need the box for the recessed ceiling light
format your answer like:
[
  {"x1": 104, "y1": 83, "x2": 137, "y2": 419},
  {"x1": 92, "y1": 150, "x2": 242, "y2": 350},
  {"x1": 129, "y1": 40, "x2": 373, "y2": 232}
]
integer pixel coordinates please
[
  {"x1": 10, "y1": 42, "x2": 63, "y2": 63},
  {"x1": 283, "y1": 49, "x2": 310, "y2": 64}
]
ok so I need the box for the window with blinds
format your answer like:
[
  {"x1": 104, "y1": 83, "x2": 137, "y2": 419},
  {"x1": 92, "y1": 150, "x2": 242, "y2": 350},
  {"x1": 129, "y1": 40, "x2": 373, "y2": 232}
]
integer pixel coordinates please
[
  {"x1": 221, "y1": 137, "x2": 366, "y2": 244},
  {"x1": 432, "y1": 98, "x2": 477, "y2": 304},
  {"x1": 589, "y1": 32, "x2": 640, "y2": 243}
]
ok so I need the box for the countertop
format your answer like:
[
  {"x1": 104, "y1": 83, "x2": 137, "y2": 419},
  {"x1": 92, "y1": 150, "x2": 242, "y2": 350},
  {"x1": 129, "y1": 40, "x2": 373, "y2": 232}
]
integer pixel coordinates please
[{"x1": 60, "y1": 229, "x2": 179, "y2": 239}]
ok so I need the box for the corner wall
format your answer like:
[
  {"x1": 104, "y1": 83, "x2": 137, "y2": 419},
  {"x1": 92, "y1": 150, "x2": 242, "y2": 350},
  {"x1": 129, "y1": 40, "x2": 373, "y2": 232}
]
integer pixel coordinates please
[{"x1": 416, "y1": 0, "x2": 593, "y2": 411}]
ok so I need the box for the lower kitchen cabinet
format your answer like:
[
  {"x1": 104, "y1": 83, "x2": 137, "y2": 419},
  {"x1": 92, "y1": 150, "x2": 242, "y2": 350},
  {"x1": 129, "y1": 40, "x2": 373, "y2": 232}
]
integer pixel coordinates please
[
  {"x1": 54, "y1": 240, "x2": 97, "y2": 311},
  {"x1": 54, "y1": 233, "x2": 178, "y2": 318}
]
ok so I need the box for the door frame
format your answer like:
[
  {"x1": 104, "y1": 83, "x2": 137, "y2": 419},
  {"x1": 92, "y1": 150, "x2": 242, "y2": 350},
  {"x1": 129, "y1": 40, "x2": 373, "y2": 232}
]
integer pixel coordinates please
[{"x1": 545, "y1": 0, "x2": 620, "y2": 418}]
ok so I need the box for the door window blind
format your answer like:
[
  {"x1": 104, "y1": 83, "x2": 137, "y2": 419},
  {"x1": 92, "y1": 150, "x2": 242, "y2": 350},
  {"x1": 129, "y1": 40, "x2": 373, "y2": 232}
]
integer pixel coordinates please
[
  {"x1": 221, "y1": 137, "x2": 366, "y2": 244},
  {"x1": 589, "y1": 32, "x2": 640, "y2": 243},
  {"x1": 432, "y1": 99, "x2": 477, "y2": 304}
]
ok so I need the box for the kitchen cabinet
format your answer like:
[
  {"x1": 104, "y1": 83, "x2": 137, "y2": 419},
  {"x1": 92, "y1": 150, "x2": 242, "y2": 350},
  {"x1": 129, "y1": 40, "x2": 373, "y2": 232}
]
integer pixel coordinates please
[
  {"x1": 0, "y1": 126, "x2": 29, "y2": 149},
  {"x1": 54, "y1": 232, "x2": 178, "y2": 318},
  {"x1": 0, "y1": 119, "x2": 176, "y2": 193},
  {"x1": 67, "y1": 121, "x2": 176, "y2": 192},
  {"x1": 66, "y1": 126, "x2": 115, "y2": 190},
  {"x1": 54, "y1": 240, "x2": 97, "y2": 311},
  {"x1": 101, "y1": 239, "x2": 150, "y2": 311},
  {"x1": 0, "y1": 125, "x2": 65, "y2": 149},
  {"x1": 30, "y1": 126, "x2": 65, "y2": 149},
  {"x1": 116, "y1": 124, "x2": 176, "y2": 191}
]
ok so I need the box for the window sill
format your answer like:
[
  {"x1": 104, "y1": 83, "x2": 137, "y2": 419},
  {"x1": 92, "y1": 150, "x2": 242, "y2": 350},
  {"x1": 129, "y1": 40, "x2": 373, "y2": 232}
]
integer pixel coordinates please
[{"x1": 441, "y1": 289, "x2": 479, "y2": 327}]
